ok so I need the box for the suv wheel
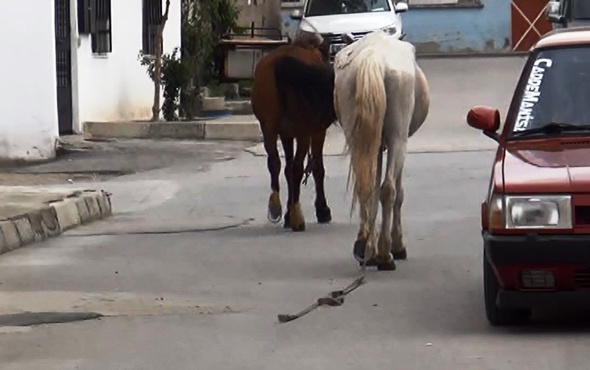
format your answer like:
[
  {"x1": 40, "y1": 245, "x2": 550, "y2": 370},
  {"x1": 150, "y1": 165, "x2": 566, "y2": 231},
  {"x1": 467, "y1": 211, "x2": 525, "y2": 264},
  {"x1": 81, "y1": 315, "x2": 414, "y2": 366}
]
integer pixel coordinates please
[{"x1": 484, "y1": 252, "x2": 531, "y2": 326}]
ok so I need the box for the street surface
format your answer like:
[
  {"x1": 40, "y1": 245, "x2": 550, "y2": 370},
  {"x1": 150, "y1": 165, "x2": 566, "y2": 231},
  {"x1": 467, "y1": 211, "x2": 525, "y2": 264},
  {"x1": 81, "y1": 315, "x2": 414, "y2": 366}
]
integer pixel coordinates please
[{"x1": 4, "y1": 57, "x2": 590, "y2": 370}]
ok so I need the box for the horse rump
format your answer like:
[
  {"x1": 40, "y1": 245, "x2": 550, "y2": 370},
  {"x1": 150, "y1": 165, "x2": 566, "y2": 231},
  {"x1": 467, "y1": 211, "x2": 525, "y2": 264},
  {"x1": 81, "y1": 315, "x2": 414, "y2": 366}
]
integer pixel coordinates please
[{"x1": 274, "y1": 56, "x2": 336, "y2": 125}]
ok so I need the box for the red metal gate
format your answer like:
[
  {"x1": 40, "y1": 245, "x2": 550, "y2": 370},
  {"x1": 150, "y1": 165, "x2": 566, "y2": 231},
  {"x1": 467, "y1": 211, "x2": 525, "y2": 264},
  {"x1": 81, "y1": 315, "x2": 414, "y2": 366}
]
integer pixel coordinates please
[{"x1": 511, "y1": 0, "x2": 553, "y2": 51}]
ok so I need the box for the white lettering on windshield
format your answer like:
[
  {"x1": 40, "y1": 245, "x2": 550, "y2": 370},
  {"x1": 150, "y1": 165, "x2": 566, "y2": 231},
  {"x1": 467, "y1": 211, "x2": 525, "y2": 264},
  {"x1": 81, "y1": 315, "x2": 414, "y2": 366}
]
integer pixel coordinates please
[{"x1": 513, "y1": 58, "x2": 553, "y2": 132}]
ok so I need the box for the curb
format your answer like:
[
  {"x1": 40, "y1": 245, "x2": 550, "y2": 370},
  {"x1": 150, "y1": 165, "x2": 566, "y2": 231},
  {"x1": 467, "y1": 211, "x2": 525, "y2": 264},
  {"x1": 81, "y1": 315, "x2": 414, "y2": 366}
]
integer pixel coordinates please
[
  {"x1": 83, "y1": 120, "x2": 263, "y2": 142},
  {"x1": 0, "y1": 190, "x2": 112, "y2": 256}
]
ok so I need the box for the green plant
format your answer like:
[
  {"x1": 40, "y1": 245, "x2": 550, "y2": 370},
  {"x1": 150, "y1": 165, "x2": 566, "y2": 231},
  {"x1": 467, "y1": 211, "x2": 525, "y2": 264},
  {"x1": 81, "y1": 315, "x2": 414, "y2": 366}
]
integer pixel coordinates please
[
  {"x1": 149, "y1": 0, "x2": 171, "y2": 121},
  {"x1": 139, "y1": 0, "x2": 240, "y2": 120},
  {"x1": 139, "y1": 47, "x2": 189, "y2": 121},
  {"x1": 181, "y1": 0, "x2": 240, "y2": 105}
]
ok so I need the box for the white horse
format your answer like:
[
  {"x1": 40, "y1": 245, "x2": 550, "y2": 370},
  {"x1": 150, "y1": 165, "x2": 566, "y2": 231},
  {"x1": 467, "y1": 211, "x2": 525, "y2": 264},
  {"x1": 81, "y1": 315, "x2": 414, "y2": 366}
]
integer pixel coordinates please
[{"x1": 333, "y1": 31, "x2": 430, "y2": 271}]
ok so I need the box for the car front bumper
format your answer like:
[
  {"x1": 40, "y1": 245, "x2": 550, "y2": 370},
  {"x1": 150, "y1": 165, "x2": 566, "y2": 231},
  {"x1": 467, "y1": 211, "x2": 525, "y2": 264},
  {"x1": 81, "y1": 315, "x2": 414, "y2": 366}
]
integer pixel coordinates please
[{"x1": 484, "y1": 232, "x2": 590, "y2": 309}]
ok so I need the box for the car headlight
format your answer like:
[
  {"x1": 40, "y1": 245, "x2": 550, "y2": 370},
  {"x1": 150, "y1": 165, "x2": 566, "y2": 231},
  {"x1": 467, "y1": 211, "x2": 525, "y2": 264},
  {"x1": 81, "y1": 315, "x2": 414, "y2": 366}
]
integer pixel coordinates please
[
  {"x1": 488, "y1": 194, "x2": 572, "y2": 229},
  {"x1": 381, "y1": 25, "x2": 398, "y2": 36}
]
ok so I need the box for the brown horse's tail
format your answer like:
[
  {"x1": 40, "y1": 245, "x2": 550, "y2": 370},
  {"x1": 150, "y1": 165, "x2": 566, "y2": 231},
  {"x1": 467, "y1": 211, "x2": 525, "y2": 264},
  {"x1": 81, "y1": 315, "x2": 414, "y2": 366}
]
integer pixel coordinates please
[{"x1": 345, "y1": 49, "x2": 386, "y2": 214}]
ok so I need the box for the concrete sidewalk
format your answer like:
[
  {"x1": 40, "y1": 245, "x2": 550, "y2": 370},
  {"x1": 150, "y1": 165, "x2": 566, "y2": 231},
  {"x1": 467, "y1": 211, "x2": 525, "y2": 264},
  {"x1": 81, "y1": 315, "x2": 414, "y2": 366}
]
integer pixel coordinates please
[
  {"x1": 0, "y1": 187, "x2": 112, "y2": 255},
  {"x1": 83, "y1": 114, "x2": 262, "y2": 142}
]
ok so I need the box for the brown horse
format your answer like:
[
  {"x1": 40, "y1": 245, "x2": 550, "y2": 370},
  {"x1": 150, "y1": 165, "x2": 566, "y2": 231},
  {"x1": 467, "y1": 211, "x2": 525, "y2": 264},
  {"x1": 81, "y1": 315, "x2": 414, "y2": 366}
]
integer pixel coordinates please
[{"x1": 250, "y1": 32, "x2": 336, "y2": 232}]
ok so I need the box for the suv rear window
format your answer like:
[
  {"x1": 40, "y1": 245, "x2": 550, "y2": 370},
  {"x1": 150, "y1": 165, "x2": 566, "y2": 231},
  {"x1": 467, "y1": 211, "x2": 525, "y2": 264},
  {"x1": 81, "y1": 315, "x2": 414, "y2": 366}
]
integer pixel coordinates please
[
  {"x1": 572, "y1": 0, "x2": 590, "y2": 19},
  {"x1": 511, "y1": 46, "x2": 590, "y2": 134},
  {"x1": 305, "y1": 0, "x2": 391, "y2": 16}
]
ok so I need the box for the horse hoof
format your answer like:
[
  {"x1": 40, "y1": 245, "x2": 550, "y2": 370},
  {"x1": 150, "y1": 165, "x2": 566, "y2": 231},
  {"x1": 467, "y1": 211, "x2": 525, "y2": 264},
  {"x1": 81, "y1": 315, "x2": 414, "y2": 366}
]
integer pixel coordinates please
[
  {"x1": 268, "y1": 206, "x2": 282, "y2": 223},
  {"x1": 353, "y1": 240, "x2": 375, "y2": 263},
  {"x1": 373, "y1": 254, "x2": 396, "y2": 271},
  {"x1": 268, "y1": 192, "x2": 282, "y2": 224},
  {"x1": 358, "y1": 257, "x2": 378, "y2": 267},
  {"x1": 291, "y1": 222, "x2": 306, "y2": 232},
  {"x1": 316, "y1": 206, "x2": 332, "y2": 224},
  {"x1": 353, "y1": 240, "x2": 366, "y2": 263},
  {"x1": 283, "y1": 212, "x2": 291, "y2": 229},
  {"x1": 289, "y1": 203, "x2": 305, "y2": 232},
  {"x1": 377, "y1": 260, "x2": 397, "y2": 271},
  {"x1": 393, "y1": 249, "x2": 407, "y2": 261}
]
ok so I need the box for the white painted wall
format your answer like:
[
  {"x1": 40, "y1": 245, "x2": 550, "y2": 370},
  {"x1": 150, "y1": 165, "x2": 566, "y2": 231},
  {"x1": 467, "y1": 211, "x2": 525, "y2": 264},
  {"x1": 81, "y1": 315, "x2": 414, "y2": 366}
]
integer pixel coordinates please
[
  {"x1": 74, "y1": 0, "x2": 181, "y2": 129},
  {"x1": 0, "y1": 0, "x2": 58, "y2": 161}
]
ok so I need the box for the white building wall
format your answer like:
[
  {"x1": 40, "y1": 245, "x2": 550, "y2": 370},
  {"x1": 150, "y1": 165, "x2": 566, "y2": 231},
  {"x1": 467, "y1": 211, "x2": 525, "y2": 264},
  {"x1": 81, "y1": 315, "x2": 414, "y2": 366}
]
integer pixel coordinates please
[
  {"x1": 75, "y1": 0, "x2": 181, "y2": 129},
  {"x1": 0, "y1": 0, "x2": 59, "y2": 161}
]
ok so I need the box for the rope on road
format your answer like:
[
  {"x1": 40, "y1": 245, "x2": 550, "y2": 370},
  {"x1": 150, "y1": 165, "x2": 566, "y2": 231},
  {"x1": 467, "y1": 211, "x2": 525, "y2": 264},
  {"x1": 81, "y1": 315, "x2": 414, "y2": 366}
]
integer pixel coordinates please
[{"x1": 277, "y1": 257, "x2": 369, "y2": 323}]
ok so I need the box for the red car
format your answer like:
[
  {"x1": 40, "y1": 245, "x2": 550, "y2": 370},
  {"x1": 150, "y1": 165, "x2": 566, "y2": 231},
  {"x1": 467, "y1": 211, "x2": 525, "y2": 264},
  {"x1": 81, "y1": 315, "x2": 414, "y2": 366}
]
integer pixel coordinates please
[{"x1": 467, "y1": 26, "x2": 590, "y2": 326}]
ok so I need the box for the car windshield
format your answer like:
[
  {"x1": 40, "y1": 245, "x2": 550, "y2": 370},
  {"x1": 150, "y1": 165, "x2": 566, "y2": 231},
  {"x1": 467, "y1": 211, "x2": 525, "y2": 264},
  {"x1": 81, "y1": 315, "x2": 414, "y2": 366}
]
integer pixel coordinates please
[
  {"x1": 305, "y1": 0, "x2": 391, "y2": 16},
  {"x1": 511, "y1": 46, "x2": 590, "y2": 136},
  {"x1": 572, "y1": 0, "x2": 590, "y2": 19}
]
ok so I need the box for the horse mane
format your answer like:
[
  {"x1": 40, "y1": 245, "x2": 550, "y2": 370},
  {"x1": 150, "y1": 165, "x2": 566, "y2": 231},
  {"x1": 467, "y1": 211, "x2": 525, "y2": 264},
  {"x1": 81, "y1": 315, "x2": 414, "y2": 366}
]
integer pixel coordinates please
[
  {"x1": 274, "y1": 56, "x2": 336, "y2": 127},
  {"x1": 292, "y1": 31, "x2": 324, "y2": 49}
]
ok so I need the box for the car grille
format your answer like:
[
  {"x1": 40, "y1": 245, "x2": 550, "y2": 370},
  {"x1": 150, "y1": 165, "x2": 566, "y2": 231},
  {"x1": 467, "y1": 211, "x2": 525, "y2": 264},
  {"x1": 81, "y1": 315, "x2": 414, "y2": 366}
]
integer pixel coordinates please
[
  {"x1": 575, "y1": 270, "x2": 590, "y2": 288},
  {"x1": 575, "y1": 206, "x2": 590, "y2": 226},
  {"x1": 321, "y1": 31, "x2": 371, "y2": 45}
]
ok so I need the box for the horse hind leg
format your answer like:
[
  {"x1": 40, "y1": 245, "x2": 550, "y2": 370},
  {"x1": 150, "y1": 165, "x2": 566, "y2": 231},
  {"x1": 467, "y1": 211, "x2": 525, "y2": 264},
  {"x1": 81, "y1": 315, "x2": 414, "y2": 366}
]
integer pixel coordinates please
[
  {"x1": 376, "y1": 167, "x2": 396, "y2": 271},
  {"x1": 375, "y1": 143, "x2": 409, "y2": 271},
  {"x1": 288, "y1": 137, "x2": 311, "y2": 232},
  {"x1": 353, "y1": 201, "x2": 378, "y2": 266},
  {"x1": 311, "y1": 130, "x2": 332, "y2": 224},
  {"x1": 391, "y1": 168, "x2": 407, "y2": 260},
  {"x1": 353, "y1": 148, "x2": 383, "y2": 266},
  {"x1": 281, "y1": 137, "x2": 295, "y2": 229},
  {"x1": 263, "y1": 131, "x2": 282, "y2": 223}
]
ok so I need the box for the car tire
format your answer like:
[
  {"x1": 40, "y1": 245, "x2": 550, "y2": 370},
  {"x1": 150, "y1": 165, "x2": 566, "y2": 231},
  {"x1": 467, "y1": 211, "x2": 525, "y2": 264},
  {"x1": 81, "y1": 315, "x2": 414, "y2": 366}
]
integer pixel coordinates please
[{"x1": 484, "y1": 252, "x2": 531, "y2": 326}]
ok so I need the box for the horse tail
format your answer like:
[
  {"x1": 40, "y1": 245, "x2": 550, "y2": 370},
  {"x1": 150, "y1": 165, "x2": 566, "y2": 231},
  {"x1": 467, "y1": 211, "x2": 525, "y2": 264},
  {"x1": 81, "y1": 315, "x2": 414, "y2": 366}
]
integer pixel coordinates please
[{"x1": 345, "y1": 49, "x2": 386, "y2": 213}]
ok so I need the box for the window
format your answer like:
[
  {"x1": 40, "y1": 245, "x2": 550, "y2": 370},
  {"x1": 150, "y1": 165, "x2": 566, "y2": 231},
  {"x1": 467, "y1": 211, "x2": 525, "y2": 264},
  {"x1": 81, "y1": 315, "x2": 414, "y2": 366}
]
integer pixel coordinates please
[
  {"x1": 305, "y1": 0, "x2": 391, "y2": 16},
  {"x1": 143, "y1": 0, "x2": 163, "y2": 55},
  {"x1": 510, "y1": 47, "x2": 590, "y2": 134},
  {"x1": 93, "y1": 0, "x2": 112, "y2": 53},
  {"x1": 404, "y1": 0, "x2": 481, "y2": 7},
  {"x1": 571, "y1": 0, "x2": 590, "y2": 20},
  {"x1": 77, "y1": 0, "x2": 112, "y2": 54}
]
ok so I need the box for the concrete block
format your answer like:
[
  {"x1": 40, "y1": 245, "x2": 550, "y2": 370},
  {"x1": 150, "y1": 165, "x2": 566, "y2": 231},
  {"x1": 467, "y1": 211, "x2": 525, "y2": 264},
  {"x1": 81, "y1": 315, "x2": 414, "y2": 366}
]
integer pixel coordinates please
[
  {"x1": 13, "y1": 217, "x2": 35, "y2": 246},
  {"x1": 149, "y1": 122, "x2": 205, "y2": 139},
  {"x1": 202, "y1": 97, "x2": 226, "y2": 111},
  {"x1": 204, "y1": 122, "x2": 262, "y2": 141},
  {"x1": 0, "y1": 221, "x2": 21, "y2": 251},
  {"x1": 226, "y1": 100, "x2": 253, "y2": 115},
  {"x1": 39, "y1": 207, "x2": 61, "y2": 237},
  {"x1": 76, "y1": 199, "x2": 91, "y2": 224},
  {"x1": 84, "y1": 196, "x2": 101, "y2": 221},
  {"x1": 96, "y1": 192, "x2": 111, "y2": 217},
  {"x1": 84, "y1": 121, "x2": 151, "y2": 139},
  {"x1": 25, "y1": 211, "x2": 47, "y2": 242},
  {"x1": 52, "y1": 199, "x2": 82, "y2": 232},
  {"x1": 220, "y1": 83, "x2": 240, "y2": 98},
  {"x1": 0, "y1": 228, "x2": 7, "y2": 254}
]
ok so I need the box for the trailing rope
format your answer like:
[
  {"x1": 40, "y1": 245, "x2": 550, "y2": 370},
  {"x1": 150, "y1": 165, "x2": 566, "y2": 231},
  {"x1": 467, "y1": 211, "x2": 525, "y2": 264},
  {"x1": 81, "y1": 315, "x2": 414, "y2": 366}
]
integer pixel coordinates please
[{"x1": 277, "y1": 254, "x2": 370, "y2": 324}]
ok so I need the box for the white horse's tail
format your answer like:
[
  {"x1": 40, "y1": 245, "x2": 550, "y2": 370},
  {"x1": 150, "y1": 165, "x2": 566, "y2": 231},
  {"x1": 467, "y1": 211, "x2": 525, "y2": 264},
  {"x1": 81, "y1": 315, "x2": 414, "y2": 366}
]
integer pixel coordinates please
[{"x1": 345, "y1": 49, "x2": 386, "y2": 213}]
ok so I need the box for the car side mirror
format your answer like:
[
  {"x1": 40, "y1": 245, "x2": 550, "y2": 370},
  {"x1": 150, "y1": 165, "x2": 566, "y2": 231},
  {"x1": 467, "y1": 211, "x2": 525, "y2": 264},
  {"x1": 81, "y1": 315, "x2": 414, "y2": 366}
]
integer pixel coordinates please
[
  {"x1": 467, "y1": 106, "x2": 501, "y2": 142},
  {"x1": 547, "y1": 14, "x2": 566, "y2": 24},
  {"x1": 290, "y1": 9, "x2": 303, "y2": 20},
  {"x1": 396, "y1": 2, "x2": 409, "y2": 13}
]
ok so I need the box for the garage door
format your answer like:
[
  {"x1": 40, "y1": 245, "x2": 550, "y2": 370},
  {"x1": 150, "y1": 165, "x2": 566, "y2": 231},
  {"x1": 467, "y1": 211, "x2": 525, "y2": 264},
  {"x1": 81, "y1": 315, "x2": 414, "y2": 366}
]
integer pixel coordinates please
[{"x1": 511, "y1": 0, "x2": 553, "y2": 51}]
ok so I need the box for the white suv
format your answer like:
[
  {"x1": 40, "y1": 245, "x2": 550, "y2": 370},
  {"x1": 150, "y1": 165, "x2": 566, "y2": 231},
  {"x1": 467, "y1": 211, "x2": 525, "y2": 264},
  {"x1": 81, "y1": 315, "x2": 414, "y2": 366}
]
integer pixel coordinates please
[{"x1": 290, "y1": 0, "x2": 408, "y2": 60}]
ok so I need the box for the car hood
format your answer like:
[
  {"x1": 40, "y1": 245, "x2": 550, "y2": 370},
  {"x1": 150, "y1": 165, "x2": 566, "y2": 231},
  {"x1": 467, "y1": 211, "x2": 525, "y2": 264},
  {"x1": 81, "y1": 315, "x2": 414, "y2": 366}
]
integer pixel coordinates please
[
  {"x1": 300, "y1": 12, "x2": 397, "y2": 34},
  {"x1": 503, "y1": 141, "x2": 590, "y2": 193}
]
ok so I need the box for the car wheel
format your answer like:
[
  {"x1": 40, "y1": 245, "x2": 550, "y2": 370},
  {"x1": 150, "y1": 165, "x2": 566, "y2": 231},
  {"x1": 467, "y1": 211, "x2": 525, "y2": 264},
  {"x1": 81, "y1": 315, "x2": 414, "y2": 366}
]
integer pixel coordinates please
[{"x1": 484, "y1": 252, "x2": 531, "y2": 326}]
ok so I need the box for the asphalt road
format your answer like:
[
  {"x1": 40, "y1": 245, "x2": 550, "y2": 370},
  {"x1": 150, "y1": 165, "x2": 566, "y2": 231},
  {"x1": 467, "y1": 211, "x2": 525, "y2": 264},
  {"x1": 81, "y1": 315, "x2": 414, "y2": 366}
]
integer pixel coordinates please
[{"x1": 3, "y1": 56, "x2": 590, "y2": 370}]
